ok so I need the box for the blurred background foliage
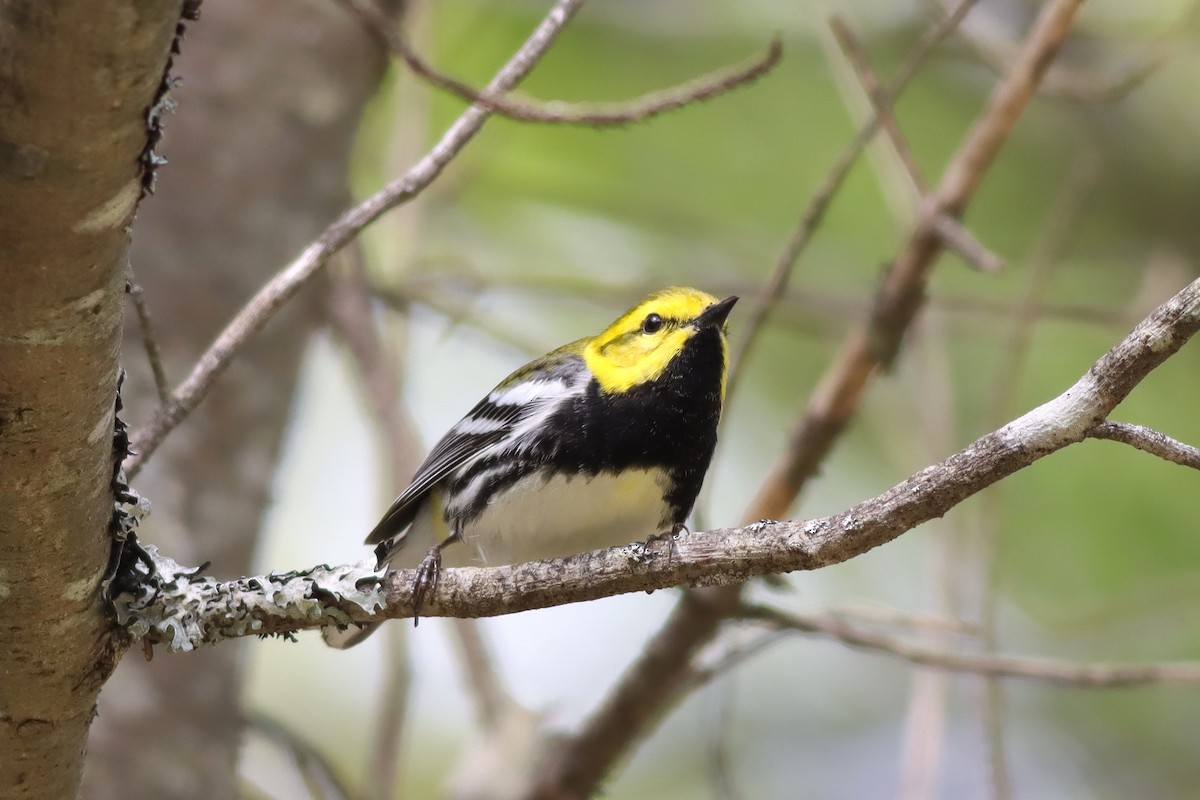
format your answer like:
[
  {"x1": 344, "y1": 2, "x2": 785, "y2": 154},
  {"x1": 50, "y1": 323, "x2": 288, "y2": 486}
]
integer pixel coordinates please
[{"x1": 240, "y1": 1, "x2": 1199, "y2": 797}]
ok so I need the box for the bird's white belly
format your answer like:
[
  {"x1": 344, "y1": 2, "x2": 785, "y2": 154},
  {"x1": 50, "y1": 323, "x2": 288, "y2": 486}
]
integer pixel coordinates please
[{"x1": 457, "y1": 467, "x2": 672, "y2": 566}]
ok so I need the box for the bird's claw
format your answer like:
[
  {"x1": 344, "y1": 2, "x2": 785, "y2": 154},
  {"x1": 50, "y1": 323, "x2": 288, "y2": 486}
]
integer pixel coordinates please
[{"x1": 411, "y1": 547, "x2": 442, "y2": 626}]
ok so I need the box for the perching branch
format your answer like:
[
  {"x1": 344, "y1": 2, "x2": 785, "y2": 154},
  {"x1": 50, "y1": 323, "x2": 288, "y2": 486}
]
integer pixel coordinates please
[{"x1": 115, "y1": 274, "x2": 1200, "y2": 651}]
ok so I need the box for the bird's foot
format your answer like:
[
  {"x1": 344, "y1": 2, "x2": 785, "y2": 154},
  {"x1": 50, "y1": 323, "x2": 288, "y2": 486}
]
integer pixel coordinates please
[{"x1": 410, "y1": 546, "x2": 442, "y2": 626}]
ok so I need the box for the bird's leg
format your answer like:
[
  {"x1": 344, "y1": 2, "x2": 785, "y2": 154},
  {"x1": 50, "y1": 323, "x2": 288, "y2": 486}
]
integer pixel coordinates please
[{"x1": 411, "y1": 525, "x2": 461, "y2": 626}]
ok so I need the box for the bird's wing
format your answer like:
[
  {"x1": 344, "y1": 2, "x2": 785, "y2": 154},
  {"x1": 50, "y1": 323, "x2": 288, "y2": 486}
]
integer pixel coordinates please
[{"x1": 365, "y1": 348, "x2": 587, "y2": 547}]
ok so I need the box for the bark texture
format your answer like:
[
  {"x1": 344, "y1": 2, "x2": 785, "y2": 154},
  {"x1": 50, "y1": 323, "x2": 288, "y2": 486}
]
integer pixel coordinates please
[
  {"x1": 82, "y1": 2, "x2": 391, "y2": 798},
  {"x1": 0, "y1": 2, "x2": 185, "y2": 797}
]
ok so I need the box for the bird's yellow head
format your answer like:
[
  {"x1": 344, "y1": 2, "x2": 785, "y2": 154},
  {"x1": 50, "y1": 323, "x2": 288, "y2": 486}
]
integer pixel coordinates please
[{"x1": 583, "y1": 287, "x2": 738, "y2": 395}]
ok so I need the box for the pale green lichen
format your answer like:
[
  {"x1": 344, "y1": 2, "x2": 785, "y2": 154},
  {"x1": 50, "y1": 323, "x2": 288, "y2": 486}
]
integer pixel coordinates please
[{"x1": 112, "y1": 548, "x2": 387, "y2": 652}]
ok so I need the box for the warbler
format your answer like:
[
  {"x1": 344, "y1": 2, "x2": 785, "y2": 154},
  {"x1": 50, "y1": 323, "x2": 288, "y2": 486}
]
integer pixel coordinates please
[{"x1": 328, "y1": 287, "x2": 736, "y2": 647}]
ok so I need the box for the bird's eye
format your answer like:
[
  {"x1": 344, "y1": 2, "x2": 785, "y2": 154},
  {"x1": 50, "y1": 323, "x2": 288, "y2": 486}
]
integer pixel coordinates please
[{"x1": 641, "y1": 313, "x2": 664, "y2": 334}]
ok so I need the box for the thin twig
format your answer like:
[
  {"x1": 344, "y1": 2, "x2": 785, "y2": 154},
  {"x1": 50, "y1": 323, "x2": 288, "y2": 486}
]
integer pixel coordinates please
[
  {"x1": 704, "y1": 675, "x2": 742, "y2": 800},
  {"x1": 837, "y1": 14, "x2": 1005, "y2": 271},
  {"x1": 376, "y1": 285, "x2": 548, "y2": 357},
  {"x1": 746, "y1": 0, "x2": 1088, "y2": 519},
  {"x1": 974, "y1": 152, "x2": 1098, "y2": 800},
  {"x1": 449, "y1": 617, "x2": 510, "y2": 731},
  {"x1": 932, "y1": 213, "x2": 1005, "y2": 273},
  {"x1": 724, "y1": 0, "x2": 987, "y2": 402},
  {"x1": 367, "y1": 628, "x2": 411, "y2": 800},
  {"x1": 897, "y1": 312, "x2": 959, "y2": 800},
  {"x1": 922, "y1": 0, "x2": 1181, "y2": 104},
  {"x1": 831, "y1": 603, "x2": 977, "y2": 636},
  {"x1": 341, "y1": 0, "x2": 782, "y2": 128},
  {"x1": 828, "y1": 14, "x2": 928, "y2": 193},
  {"x1": 829, "y1": 14, "x2": 1005, "y2": 277},
  {"x1": 327, "y1": 250, "x2": 419, "y2": 800},
  {"x1": 245, "y1": 712, "x2": 354, "y2": 800},
  {"x1": 1088, "y1": 421, "x2": 1200, "y2": 470},
  {"x1": 328, "y1": 248, "x2": 424, "y2": 483},
  {"x1": 742, "y1": 605, "x2": 1200, "y2": 687},
  {"x1": 898, "y1": 668, "x2": 949, "y2": 800},
  {"x1": 393, "y1": 269, "x2": 1130, "y2": 333},
  {"x1": 127, "y1": 281, "x2": 171, "y2": 405},
  {"x1": 126, "y1": 0, "x2": 588, "y2": 478},
  {"x1": 684, "y1": 630, "x2": 793, "y2": 692}
]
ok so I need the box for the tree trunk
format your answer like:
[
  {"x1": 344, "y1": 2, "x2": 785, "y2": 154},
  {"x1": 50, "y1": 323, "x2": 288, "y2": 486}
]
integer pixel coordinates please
[
  {"x1": 0, "y1": 2, "x2": 185, "y2": 797},
  {"x1": 82, "y1": 2, "x2": 392, "y2": 799}
]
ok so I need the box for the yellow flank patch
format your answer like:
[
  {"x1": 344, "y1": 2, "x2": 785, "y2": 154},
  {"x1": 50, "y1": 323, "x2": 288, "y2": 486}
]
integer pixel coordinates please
[{"x1": 583, "y1": 287, "x2": 720, "y2": 394}]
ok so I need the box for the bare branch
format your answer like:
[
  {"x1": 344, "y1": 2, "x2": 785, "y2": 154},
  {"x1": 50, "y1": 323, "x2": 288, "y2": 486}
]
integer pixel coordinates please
[
  {"x1": 829, "y1": 15, "x2": 1005, "y2": 275},
  {"x1": 327, "y1": 248, "x2": 424, "y2": 484},
  {"x1": 342, "y1": 0, "x2": 781, "y2": 127},
  {"x1": 327, "y1": 251, "x2": 420, "y2": 800},
  {"x1": 1088, "y1": 421, "x2": 1200, "y2": 470},
  {"x1": 828, "y1": 14, "x2": 928, "y2": 193},
  {"x1": 126, "y1": 281, "x2": 172, "y2": 404},
  {"x1": 125, "y1": 0, "x2": 588, "y2": 478},
  {"x1": 391, "y1": 270, "x2": 1131, "y2": 334},
  {"x1": 931, "y1": 213, "x2": 1005, "y2": 273},
  {"x1": 366, "y1": 628, "x2": 411, "y2": 800},
  {"x1": 725, "y1": 0, "x2": 986, "y2": 401},
  {"x1": 684, "y1": 630, "x2": 793, "y2": 691},
  {"x1": 922, "y1": 0, "x2": 1178, "y2": 104},
  {"x1": 449, "y1": 617, "x2": 511, "y2": 731},
  {"x1": 374, "y1": 284, "x2": 548, "y2": 357},
  {"x1": 828, "y1": 604, "x2": 977, "y2": 636},
  {"x1": 747, "y1": 0, "x2": 1088, "y2": 520},
  {"x1": 246, "y1": 712, "x2": 354, "y2": 800},
  {"x1": 704, "y1": 679, "x2": 742, "y2": 800},
  {"x1": 742, "y1": 605, "x2": 1200, "y2": 687},
  {"x1": 114, "y1": 274, "x2": 1200, "y2": 650}
]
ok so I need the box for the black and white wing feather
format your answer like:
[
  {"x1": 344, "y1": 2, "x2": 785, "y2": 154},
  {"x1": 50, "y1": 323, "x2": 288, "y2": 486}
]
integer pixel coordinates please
[{"x1": 364, "y1": 353, "x2": 586, "y2": 547}]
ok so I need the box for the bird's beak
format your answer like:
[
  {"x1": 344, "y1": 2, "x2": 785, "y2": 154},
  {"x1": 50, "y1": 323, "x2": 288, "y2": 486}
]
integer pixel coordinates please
[{"x1": 694, "y1": 295, "x2": 738, "y2": 330}]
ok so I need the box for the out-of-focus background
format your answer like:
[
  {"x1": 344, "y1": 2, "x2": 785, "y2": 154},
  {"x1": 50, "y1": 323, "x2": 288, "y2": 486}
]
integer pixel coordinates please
[{"x1": 99, "y1": 1, "x2": 1200, "y2": 798}]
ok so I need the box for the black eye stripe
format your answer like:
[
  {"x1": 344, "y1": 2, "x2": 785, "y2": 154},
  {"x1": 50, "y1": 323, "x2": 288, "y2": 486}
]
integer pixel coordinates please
[{"x1": 641, "y1": 313, "x2": 664, "y2": 334}]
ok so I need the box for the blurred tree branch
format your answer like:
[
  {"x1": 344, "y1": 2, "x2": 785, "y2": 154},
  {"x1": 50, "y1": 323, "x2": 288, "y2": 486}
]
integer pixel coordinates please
[
  {"x1": 726, "y1": 0, "x2": 988, "y2": 401},
  {"x1": 125, "y1": 0, "x2": 590, "y2": 478},
  {"x1": 341, "y1": 0, "x2": 783, "y2": 127},
  {"x1": 740, "y1": 604, "x2": 1200, "y2": 686}
]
